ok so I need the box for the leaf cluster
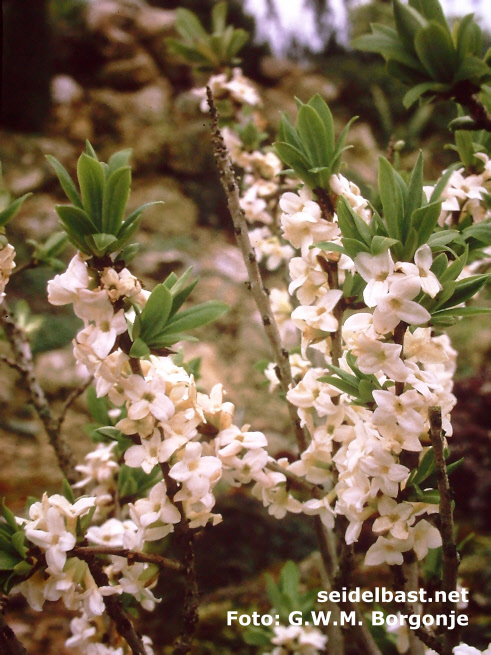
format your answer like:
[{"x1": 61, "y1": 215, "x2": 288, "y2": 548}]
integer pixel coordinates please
[
  {"x1": 129, "y1": 268, "x2": 228, "y2": 358},
  {"x1": 48, "y1": 142, "x2": 159, "y2": 259},
  {"x1": 274, "y1": 95, "x2": 356, "y2": 191},
  {"x1": 353, "y1": 0, "x2": 491, "y2": 108},
  {"x1": 243, "y1": 561, "x2": 318, "y2": 646},
  {"x1": 166, "y1": 2, "x2": 249, "y2": 72},
  {"x1": 0, "y1": 501, "x2": 31, "y2": 594}
]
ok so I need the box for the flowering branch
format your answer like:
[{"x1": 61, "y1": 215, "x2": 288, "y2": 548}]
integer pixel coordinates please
[
  {"x1": 72, "y1": 546, "x2": 185, "y2": 573},
  {"x1": 0, "y1": 304, "x2": 78, "y2": 484},
  {"x1": 83, "y1": 553, "x2": 148, "y2": 655},
  {"x1": 207, "y1": 86, "x2": 310, "y2": 453}
]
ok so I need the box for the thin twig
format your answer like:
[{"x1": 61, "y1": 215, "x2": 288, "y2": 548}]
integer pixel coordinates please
[
  {"x1": 266, "y1": 461, "x2": 323, "y2": 497},
  {"x1": 55, "y1": 377, "x2": 94, "y2": 432},
  {"x1": 207, "y1": 87, "x2": 309, "y2": 453},
  {"x1": 429, "y1": 406, "x2": 460, "y2": 654},
  {"x1": 73, "y1": 546, "x2": 185, "y2": 573},
  {"x1": 0, "y1": 304, "x2": 78, "y2": 484}
]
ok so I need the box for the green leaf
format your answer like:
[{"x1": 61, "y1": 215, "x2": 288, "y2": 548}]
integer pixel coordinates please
[
  {"x1": 393, "y1": 0, "x2": 428, "y2": 53},
  {"x1": 378, "y1": 157, "x2": 403, "y2": 239},
  {"x1": 46, "y1": 156, "x2": 83, "y2": 208},
  {"x1": 161, "y1": 301, "x2": 228, "y2": 335},
  {"x1": 437, "y1": 274, "x2": 489, "y2": 309},
  {"x1": 0, "y1": 551, "x2": 19, "y2": 571},
  {"x1": 353, "y1": 24, "x2": 423, "y2": 70},
  {"x1": 86, "y1": 386, "x2": 110, "y2": 425},
  {"x1": 11, "y1": 531, "x2": 27, "y2": 558},
  {"x1": 279, "y1": 561, "x2": 300, "y2": 602},
  {"x1": 85, "y1": 140, "x2": 98, "y2": 159},
  {"x1": 140, "y1": 283, "x2": 173, "y2": 341},
  {"x1": 317, "y1": 375, "x2": 359, "y2": 397},
  {"x1": 85, "y1": 233, "x2": 118, "y2": 257},
  {"x1": 0, "y1": 193, "x2": 32, "y2": 229},
  {"x1": 2, "y1": 501, "x2": 18, "y2": 532},
  {"x1": 412, "y1": 448, "x2": 436, "y2": 485},
  {"x1": 77, "y1": 153, "x2": 105, "y2": 227},
  {"x1": 427, "y1": 230, "x2": 460, "y2": 248},
  {"x1": 108, "y1": 148, "x2": 132, "y2": 175},
  {"x1": 463, "y1": 222, "x2": 491, "y2": 245},
  {"x1": 274, "y1": 142, "x2": 316, "y2": 187},
  {"x1": 403, "y1": 81, "x2": 449, "y2": 108},
  {"x1": 414, "y1": 22, "x2": 457, "y2": 82},
  {"x1": 314, "y1": 241, "x2": 346, "y2": 254},
  {"x1": 243, "y1": 626, "x2": 272, "y2": 647},
  {"x1": 411, "y1": 200, "x2": 442, "y2": 248},
  {"x1": 405, "y1": 151, "x2": 425, "y2": 222},
  {"x1": 307, "y1": 95, "x2": 335, "y2": 157},
  {"x1": 409, "y1": 0, "x2": 450, "y2": 32},
  {"x1": 62, "y1": 479, "x2": 75, "y2": 504},
  {"x1": 431, "y1": 252, "x2": 448, "y2": 278},
  {"x1": 211, "y1": 1, "x2": 227, "y2": 33},
  {"x1": 129, "y1": 337, "x2": 151, "y2": 358},
  {"x1": 102, "y1": 166, "x2": 131, "y2": 234},
  {"x1": 175, "y1": 8, "x2": 208, "y2": 42}
]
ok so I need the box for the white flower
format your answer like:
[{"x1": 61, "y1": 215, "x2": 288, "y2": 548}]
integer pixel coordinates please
[
  {"x1": 372, "y1": 389, "x2": 425, "y2": 436},
  {"x1": 130, "y1": 481, "x2": 181, "y2": 532},
  {"x1": 170, "y1": 442, "x2": 222, "y2": 499},
  {"x1": 354, "y1": 250, "x2": 394, "y2": 307},
  {"x1": 25, "y1": 506, "x2": 76, "y2": 573},
  {"x1": 364, "y1": 535, "x2": 412, "y2": 566},
  {"x1": 47, "y1": 253, "x2": 89, "y2": 306},
  {"x1": 124, "y1": 428, "x2": 168, "y2": 473},
  {"x1": 291, "y1": 289, "x2": 343, "y2": 333},
  {"x1": 373, "y1": 276, "x2": 430, "y2": 334},
  {"x1": 124, "y1": 373, "x2": 175, "y2": 424},
  {"x1": 353, "y1": 333, "x2": 409, "y2": 382},
  {"x1": 76, "y1": 309, "x2": 127, "y2": 359},
  {"x1": 396, "y1": 245, "x2": 442, "y2": 298}
]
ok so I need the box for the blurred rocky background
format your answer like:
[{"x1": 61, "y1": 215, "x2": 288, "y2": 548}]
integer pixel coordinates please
[{"x1": 0, "y1": 0, "x2": 490, "y2": 652}]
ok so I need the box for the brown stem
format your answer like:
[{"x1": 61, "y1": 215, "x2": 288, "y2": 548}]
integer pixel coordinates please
[
  {"x1": 0, "y1": 599, "x2": 27, "y2": 655},
  {"x1": 55, "y1": 377, "x2": 93, "y2": 432},
  {"x1": 0, "y1": 304, "x2": 78, "y2": 484},
  {"x1": 207, "y1": 87, "x2": 309, "y2": 453},
  {"x1": 160, "y1": 465, "x2": 199, "y2": 655},
  {"x1": 84, "y1": 554, "x2": 147, "y2": 655},
  {"x1": 73, "y1": 546, "x2": 185, "y2": 573},
  {"x1": 392, "y1": 563, "x2": 444, "y2": 654},
  {"x1": 428, "y1": 406, "x2": 460, "y2": 654},
  {"x1": 453, "y1": 81, "x2": 491, "y2": 132}
]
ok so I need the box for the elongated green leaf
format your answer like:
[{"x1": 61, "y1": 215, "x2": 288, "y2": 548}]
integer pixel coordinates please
[
  {"x1": 77, "y1": 153, "x2": 105, "y2": 227},
  {"x1": 2, "y1": 501, "x2": 18, "y2": 532},
  {"x1": 371, "y1": 236, "x2": 400, "y2": 255},
  {"x1": 409, "y1": 0, "x2": 450, "y2": 32},
  {"x1": 402, "y1": 81, "x2": 448, "y2": 108},
  {"x1": 317, "y1": 375, "x2": 359, "y2": 397},
  {"x1": 438, "y1": 274, "x2": 489, "y2": 309},
  {"x1": 129, "y1": 337, "x2": 151, "y2": 358},
  {"x1": 378, "y1": 157, "x2": 403, "y2": 239},
  {"x1": 0, "y1": 551, "x2": 19, "y2": 571},
  {"x1": 411, "y1": 200, "x2": 442, "y2": 248},
  {"x1": 162, "y1": 300, "x2": 228, "y2": 334},
  {"x1": 463, "y1": 222, "x2": 491, "y2": 245},
  {"x1": 414, "y1": 23, "x2": 457, "y2": 82},
  {"x1": 46, "y1": 156, "x2": 83, "y2": 208},
  {"x1": 353, "y1": 24, "x2": 423, "y2": 70},
  {"x1": 406, "y1": 151, "x2": 424, "y2": 221},
  {"x1": 431, "y1": 252, "x2": 448, "y2": 278},
  {"x1": 440, "y1": 248, "x2": 468, "y2": 284},
  {"x1": 274, "y1": 142, "x2": 316, "y2": 187},
  {"x1": 431, "y1": 306, "x2": 491, "y2": 318},
  {"x1": 55, "y1": 205, "x2": 97, "y2": 236},
  {"x1": 102, "y1": 166, "x2": 131, "y2": 234},
  {"x1": 297, "y1": 104, "x2": 329, "y2": 169},
  {"x1": 456, "y1": 14, "x2": 483, "y2": 60},
  {"x1": 314, "y1": 241, "x2": 346, "y2": 254},
  {"x1": 212, "y1": 1, "x2": 227, "y2": 33},
  {"x1": 85, "y1": 233, "x2": 118, "y2": 257},
  {"x1": 307, "y1": 95, "x2": 335, "y2": 157},
  {"x1": 430, "y1": 164, "x2": 461, "y2": 202},
  {"x1": 108, "y1": 149, "x2": 132, "y2": 175},
  {"x1": 175, "y1": 8, "x2": 208, "y2": 42},
  {"x1": 428, "y1": 230, "x2": 460, "y2": 248},
  {"x1": 393, "y1": 0, "x2": 428, "y2": 53},
  {"x1": 140, "y1": 283, "x2": 173, "y2": 341},
  {"x1": 277, "y1": 114, "x2": 304, "y2": 151},
  {"x1": 0, "y1": 193, "x2": 32, "y2": 229}
]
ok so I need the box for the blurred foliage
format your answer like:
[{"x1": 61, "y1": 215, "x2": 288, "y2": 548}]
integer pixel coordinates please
[{"x1": 149, "y1": 0, "x2": 270, "y2": 79}]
